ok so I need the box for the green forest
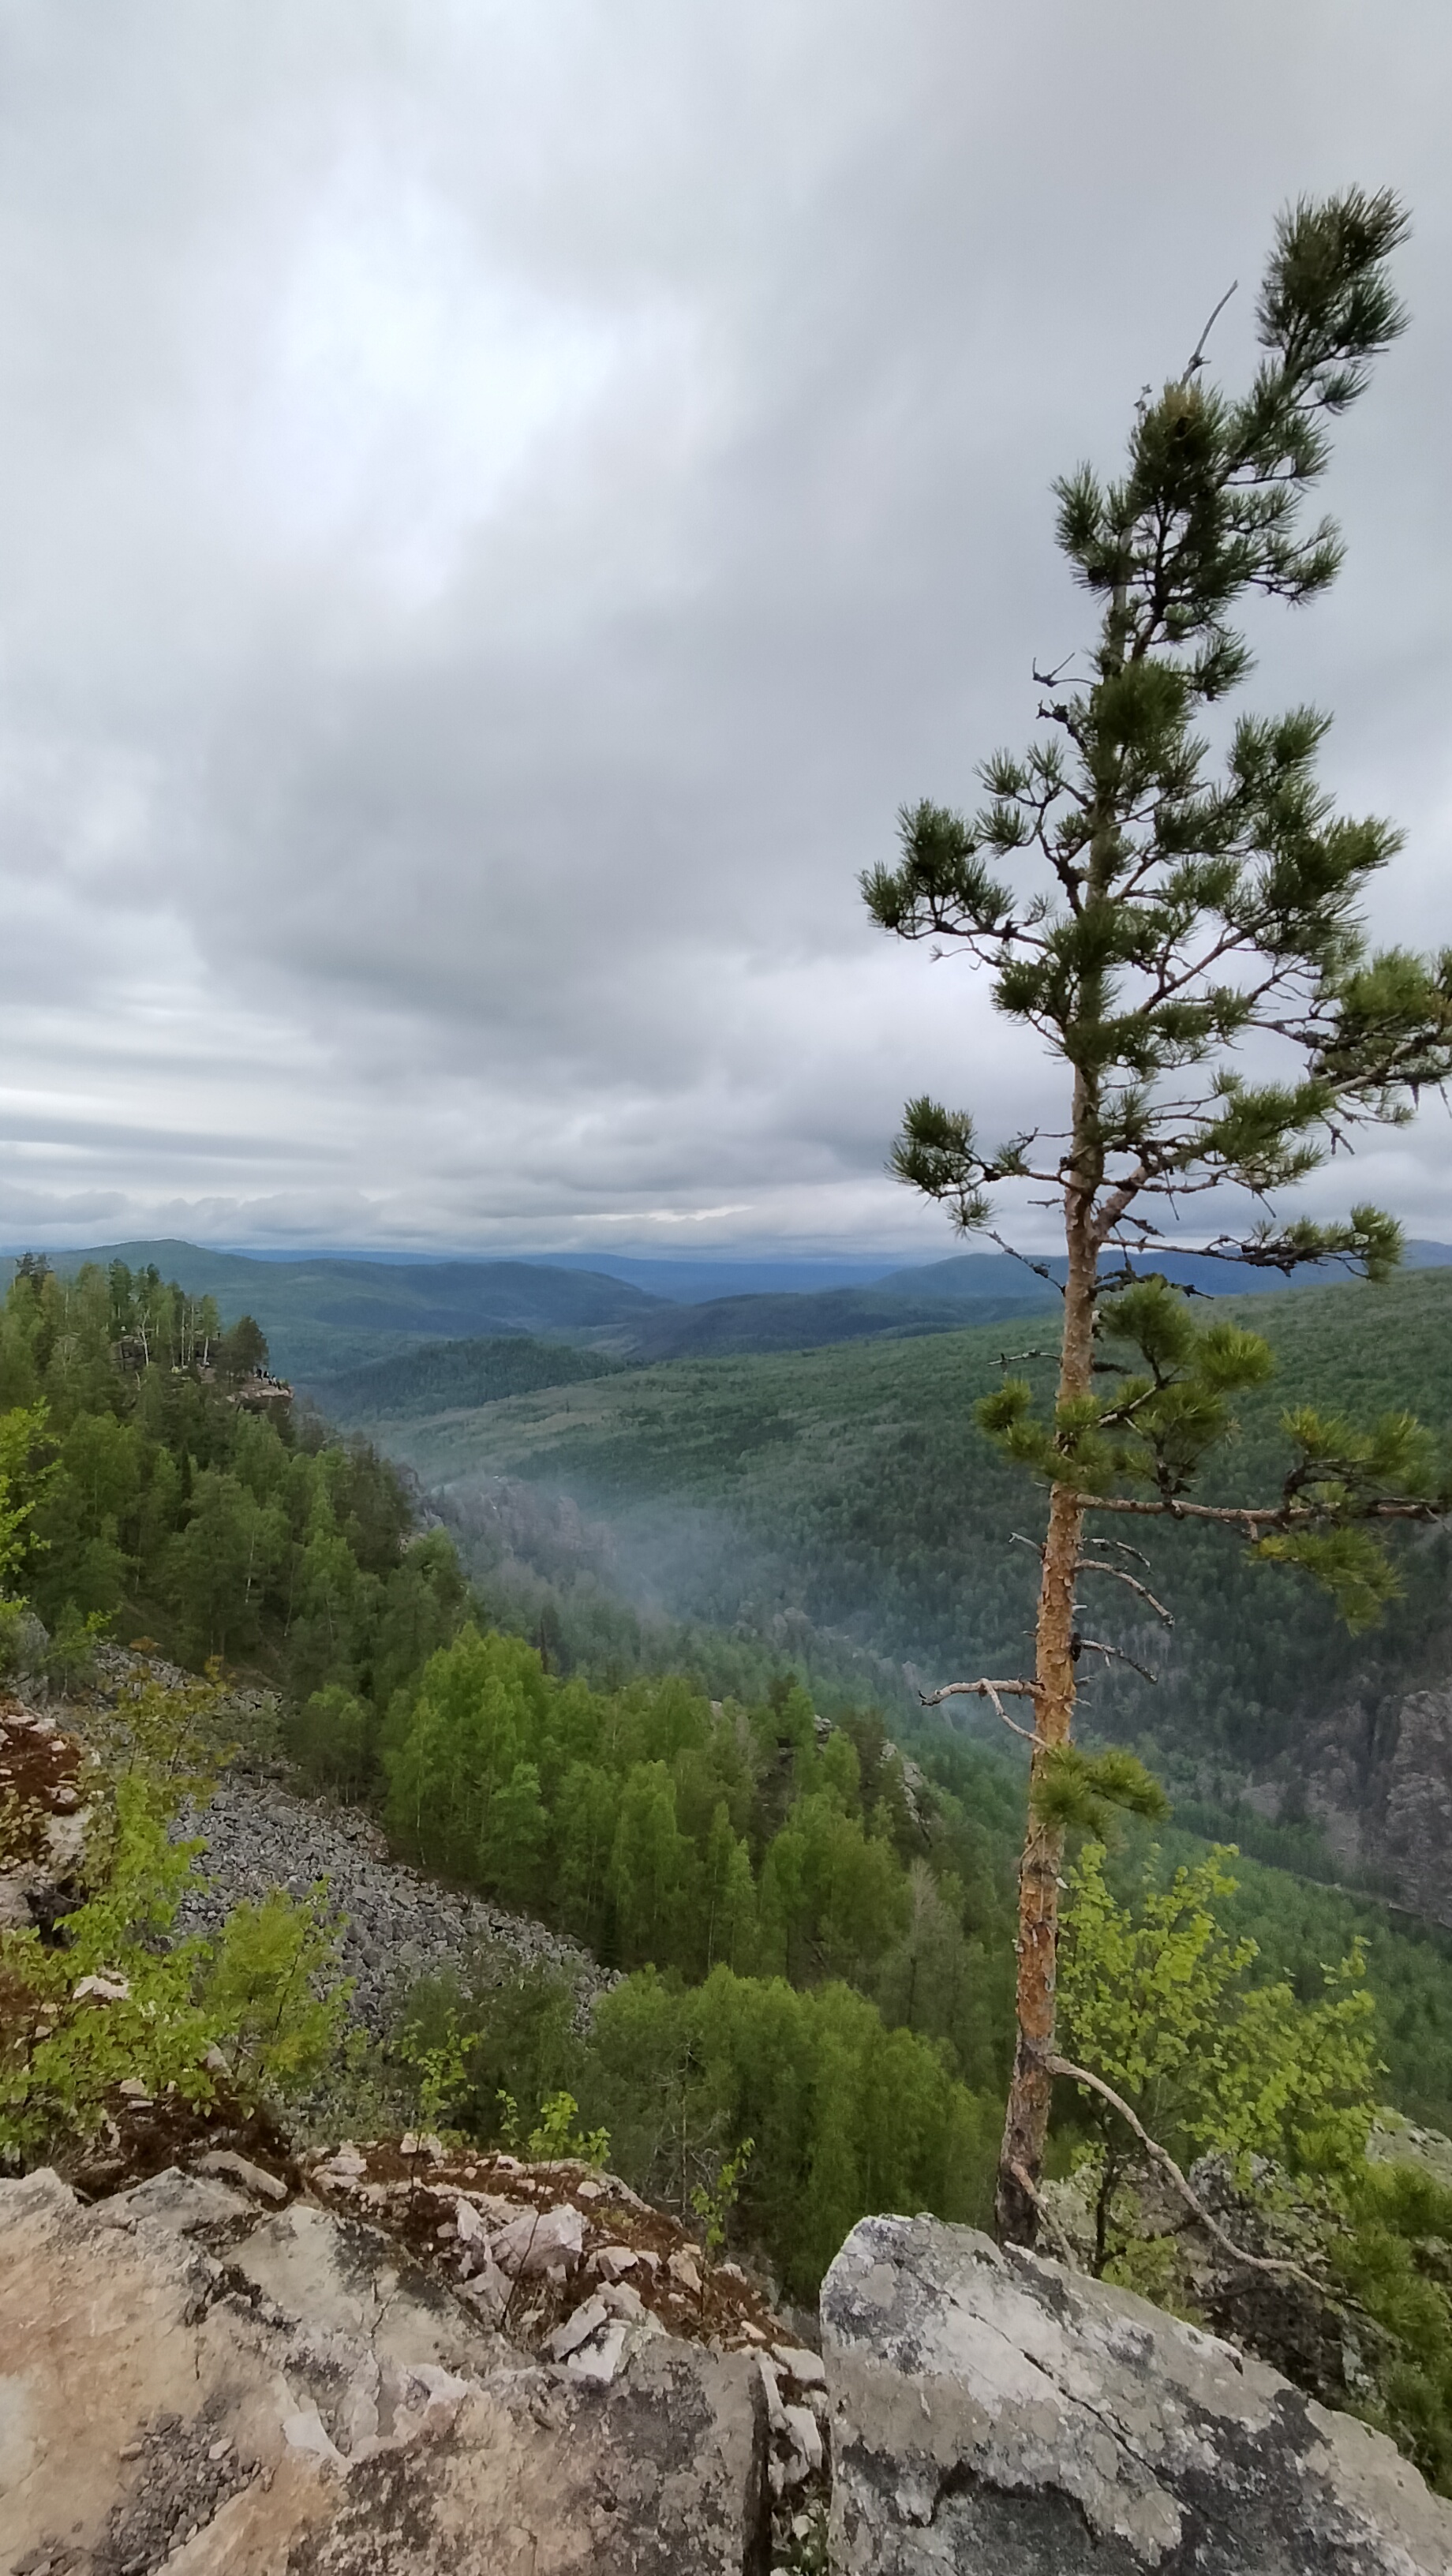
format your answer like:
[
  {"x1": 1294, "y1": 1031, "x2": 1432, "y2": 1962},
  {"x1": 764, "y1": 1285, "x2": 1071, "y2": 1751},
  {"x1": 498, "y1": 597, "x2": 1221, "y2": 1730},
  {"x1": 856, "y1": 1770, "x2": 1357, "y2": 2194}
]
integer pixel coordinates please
[
  {"x1": 314, "y1": 1331, "x2": 624, "y2": 1422},
  {"x1": 6, "y1": 1249, "x2": 1452, "y2": 2132},
  {"x1": 0, "y1": 1254, "x2": 469, "y2": 1704},
  {"x1": 6, "y1": 1250, "x2": 1452, "y2": 2481},
  {"x1": 361, "y1": 1264, "x2": 1452, "y2": 1800}
]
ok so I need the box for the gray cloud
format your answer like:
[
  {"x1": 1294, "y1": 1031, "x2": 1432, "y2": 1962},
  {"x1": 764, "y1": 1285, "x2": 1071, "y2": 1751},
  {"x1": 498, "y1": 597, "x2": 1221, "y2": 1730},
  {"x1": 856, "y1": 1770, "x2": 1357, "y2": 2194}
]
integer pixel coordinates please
[{"x1": 1, "y1": 0, "x2": 1450, "y2": 1254}]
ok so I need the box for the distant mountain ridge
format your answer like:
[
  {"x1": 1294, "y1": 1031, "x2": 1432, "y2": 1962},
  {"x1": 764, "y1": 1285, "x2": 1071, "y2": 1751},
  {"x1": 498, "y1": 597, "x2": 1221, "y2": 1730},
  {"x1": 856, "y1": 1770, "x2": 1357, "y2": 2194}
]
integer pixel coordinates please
[
  {"x1": 874, "y1": 1241, "x2": 1452, "y2": 1300},
  {"x1": 16, "y1": 1235, "x2": 1452, "y2": 1380},
  {"x1": 22, "y1": 1241, "x2": 664, "y2": 1376}
]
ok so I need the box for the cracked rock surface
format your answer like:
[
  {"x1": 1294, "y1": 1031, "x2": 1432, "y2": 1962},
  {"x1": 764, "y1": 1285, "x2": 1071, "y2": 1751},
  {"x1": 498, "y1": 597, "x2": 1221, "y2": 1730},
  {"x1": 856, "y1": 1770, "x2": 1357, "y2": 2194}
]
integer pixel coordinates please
[
  {"x1": 1, "y1": 2165, "x2": 769, "y2": 2575},
  {"x1": 821, "y1": 2213, "x2": 1452, "y2": 2575}
]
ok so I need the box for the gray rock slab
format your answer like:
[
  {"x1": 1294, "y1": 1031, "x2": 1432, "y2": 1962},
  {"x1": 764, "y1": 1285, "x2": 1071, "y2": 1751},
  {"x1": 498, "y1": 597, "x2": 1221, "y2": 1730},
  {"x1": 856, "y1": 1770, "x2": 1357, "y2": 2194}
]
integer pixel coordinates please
[
  {"x1": 821, "y1": 2212, "x2": 1452, "y2": 2575},
  {"x1": 283, "y1": 2337, "x2": 767, "y2": 2576},
  {"x1": 228, "y1": 2200, "x2": 495, "y2": 2379},
  {"x1": 93, "y1": 2164, "x2": 253, "y2": 2234},
  {"x1": 2, "y1": 2166, "x2": 768, "y2": 2576},
  {"x1": 193, "y1": 2147, "x2": 288, "y2": 2202}
]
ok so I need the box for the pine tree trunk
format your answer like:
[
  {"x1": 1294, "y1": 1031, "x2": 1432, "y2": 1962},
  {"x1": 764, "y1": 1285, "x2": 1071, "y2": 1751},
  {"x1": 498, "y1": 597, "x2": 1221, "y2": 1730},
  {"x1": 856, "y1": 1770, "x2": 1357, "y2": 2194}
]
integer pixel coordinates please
[{"x1": 994, "y1": 1098, "x2": 1097, "y2": 2245}]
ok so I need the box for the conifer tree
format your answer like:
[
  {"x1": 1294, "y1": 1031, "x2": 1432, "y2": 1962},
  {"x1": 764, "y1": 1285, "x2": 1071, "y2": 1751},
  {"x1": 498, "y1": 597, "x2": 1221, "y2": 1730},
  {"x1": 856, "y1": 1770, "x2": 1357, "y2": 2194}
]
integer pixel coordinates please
[{"x1": 864, "y1": 190, "x2": 1452, "y2": 2244}]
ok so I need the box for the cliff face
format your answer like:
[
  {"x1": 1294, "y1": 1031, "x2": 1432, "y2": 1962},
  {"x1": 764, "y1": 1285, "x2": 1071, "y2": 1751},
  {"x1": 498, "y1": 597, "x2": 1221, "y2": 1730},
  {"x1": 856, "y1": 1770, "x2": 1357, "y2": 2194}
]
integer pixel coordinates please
[
  {"x1": 8, "y1": 2171, "x2": 1452, "y2": 2574},
  {"x1": 1299, "y1": 1685, "x2": 1452, "y2": 1923}
]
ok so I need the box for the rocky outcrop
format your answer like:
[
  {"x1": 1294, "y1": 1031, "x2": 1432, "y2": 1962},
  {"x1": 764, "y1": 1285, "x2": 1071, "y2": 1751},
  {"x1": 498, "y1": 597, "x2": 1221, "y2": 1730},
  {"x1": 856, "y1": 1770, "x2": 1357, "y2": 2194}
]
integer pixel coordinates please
[
  {"x1": 1299, "y1": 1687, "x2": 1452, "y2": 1924},
  {"x1": 1, "y1": 2148, "x2": 833, "y2": 2574},
  {"x1": 11, "y1": 2176, "x2": 1452, "y2": 2573},
  {"x1": 0, "y1": 1698, "x2": 90, "y2": 1936},
  {"x1": 821, "y1": 2213, "x2": 1452, "y2": 2574}
]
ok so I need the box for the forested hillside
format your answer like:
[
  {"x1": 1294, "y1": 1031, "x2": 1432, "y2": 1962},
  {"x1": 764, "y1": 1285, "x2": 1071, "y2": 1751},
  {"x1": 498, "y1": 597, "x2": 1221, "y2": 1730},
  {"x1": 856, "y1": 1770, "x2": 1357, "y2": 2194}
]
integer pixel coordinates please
[
  {"x1": 39, "y1": 1241, "x2": 665, "y2": 1376},
  {"x1": 45, "y1": 1237, "x2": 1451, "y2": 1380},
  {"x1": 312, "y1": 1332, "x2": 624, "y2": 1421},
  {"x1": 0, "y1": 1252, "x2": 1014, "y2": 2283},
  {"x1": 0, "y1": 1255, "x2": 467, "y2": 1704},
  {"x1": 358, "y1": 1266, "x2": 1452, "y2": 1804},
  {"x1": 10, "y1": 1243, "x2": 1452, "y2": 2399}
]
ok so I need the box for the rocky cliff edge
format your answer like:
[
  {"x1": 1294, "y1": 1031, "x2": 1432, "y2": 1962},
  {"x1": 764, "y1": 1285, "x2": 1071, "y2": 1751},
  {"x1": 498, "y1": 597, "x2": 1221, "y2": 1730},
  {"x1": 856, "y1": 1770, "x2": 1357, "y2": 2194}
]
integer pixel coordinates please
[
  {"x1": 823, "y1": 2212, "x2": 1452, "y2": 2575},
  {"x1": 9, "y1": 2169, "x2": 1452, "y2": 2571}
]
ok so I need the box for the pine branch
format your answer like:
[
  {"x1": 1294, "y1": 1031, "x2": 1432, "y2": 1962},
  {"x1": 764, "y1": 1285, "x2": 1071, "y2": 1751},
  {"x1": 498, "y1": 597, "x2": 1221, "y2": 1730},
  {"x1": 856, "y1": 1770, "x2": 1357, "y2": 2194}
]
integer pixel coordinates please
[
  {"x1": 1074, "y1": 1559, "x2": 1175, "y2": 1626},
  {"x1": 918, "y1": 1678, "x2": 1041, "y2": 1741},
  {"x1": 1074, "y1": 1634, "x2": 1158, "y2": 1684},
  {"x1": 1081, "y1": 1533, "x2": 1152, "y2": 1567},
  {"x1": 989, "y1": 1232, "x2": 1066, "y2": 1294},
  {"x1": 1088, "y1": 1494, "x2": 1441, "y2": 1530}
]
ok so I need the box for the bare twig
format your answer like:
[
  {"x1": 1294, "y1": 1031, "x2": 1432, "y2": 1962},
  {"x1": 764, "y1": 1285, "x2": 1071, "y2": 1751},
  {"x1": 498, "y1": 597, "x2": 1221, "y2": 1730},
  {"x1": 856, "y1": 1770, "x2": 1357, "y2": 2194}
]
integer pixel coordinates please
[
  {"x1": 988, "y1": 1231, "x2": 1065, "y2": 1297},
  {"x1": 1074, "y1": 1634, "x2": 1158, "y2": 1685},
  {"x1": 1182, "y1": 277, "x2": 1238, "y2": 380},
  {"x1": 1011, "y1": 1530, "x2": 1046, "y2": 1561},
  {"x1": 1080, "y1": 1534, "x2": 1151, "y2": 1570},
  {"x1": 998, "y1": 1348, "x2": 1050, "y2": 1370},
  {"x1": 1074, "y1": 1560, "x2": 1174, "y2": 1627},
  {"x1": 1088, "y1": 1496, "x2": 1443, "y2": 1530},
  {"x1": 919, "y1": 1676, "x2": 1040, "y2": 1709},
  {"x1": 1095, "y1": 1260, "x2": 1211, "y2": 1301},
  {"x1": 919, "y1": 1678, "x2": 1041, "y2": 1742},
  {"x1": 1046, "y1": 2056, "x2": 1321, "y2": 2291}
]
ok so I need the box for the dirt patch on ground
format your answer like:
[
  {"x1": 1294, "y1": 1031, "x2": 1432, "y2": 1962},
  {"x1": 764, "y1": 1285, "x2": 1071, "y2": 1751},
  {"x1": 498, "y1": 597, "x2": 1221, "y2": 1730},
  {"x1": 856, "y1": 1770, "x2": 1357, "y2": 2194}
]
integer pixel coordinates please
[
  {"x1": 0, "y1": 1696, "x2": 89, "y2": 1871},
  {"x1": 58, "y1": 2083, "x2": 298, "y2": 2203}
]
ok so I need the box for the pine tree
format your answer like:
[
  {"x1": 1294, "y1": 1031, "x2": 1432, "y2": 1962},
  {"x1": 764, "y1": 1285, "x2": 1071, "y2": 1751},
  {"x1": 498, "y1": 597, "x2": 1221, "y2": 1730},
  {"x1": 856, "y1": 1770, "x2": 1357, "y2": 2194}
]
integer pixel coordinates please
[{"x1": 864, "y1": 190, "x2": 1452, "y2": 2243}]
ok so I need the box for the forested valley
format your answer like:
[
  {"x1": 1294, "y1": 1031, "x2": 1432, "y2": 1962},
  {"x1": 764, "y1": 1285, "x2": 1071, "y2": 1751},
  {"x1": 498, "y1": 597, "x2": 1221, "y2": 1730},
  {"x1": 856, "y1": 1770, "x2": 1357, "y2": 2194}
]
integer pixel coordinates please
[
  {"x1": 353, "y1": 1264, "x2": 1452, "y2": 1840},
  {"x1": 7, "y1": 1248, "x2": 1452, "y2": 2481}
]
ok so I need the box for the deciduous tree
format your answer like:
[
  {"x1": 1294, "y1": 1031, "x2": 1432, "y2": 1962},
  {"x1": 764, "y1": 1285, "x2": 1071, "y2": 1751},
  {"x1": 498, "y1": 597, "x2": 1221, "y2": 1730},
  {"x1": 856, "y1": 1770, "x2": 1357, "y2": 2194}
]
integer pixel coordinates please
[{"x1": 1056, "y1": 1842, "x2": 1378, "y2": 2274}]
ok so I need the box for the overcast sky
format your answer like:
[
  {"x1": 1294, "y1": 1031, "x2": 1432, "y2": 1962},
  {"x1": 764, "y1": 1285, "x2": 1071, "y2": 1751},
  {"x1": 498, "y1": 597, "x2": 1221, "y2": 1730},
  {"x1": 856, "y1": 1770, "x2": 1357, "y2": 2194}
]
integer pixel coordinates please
[{"x1": 2, "y1": 0, "x2": 1449, "y2": 1259}]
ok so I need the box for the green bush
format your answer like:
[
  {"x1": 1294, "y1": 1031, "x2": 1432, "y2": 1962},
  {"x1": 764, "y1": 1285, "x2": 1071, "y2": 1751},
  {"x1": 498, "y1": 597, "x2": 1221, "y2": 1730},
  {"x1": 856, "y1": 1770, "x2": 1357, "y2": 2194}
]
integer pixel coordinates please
[
  {"x1": 0, "y1": 1662, "x2": 349, "y2": 2165},
  {"x1": 1333, "y1": 2163, "x2": 1452, "y2": 2493},
  {"x1": 579, "y1": 1966, "x2": 997, "y2": 2298}
]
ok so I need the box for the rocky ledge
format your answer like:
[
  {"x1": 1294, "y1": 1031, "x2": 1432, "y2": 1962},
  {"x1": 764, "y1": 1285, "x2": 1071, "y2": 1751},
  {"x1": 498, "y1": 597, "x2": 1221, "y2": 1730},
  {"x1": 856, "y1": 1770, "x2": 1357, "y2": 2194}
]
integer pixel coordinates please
[
  {"x1": 9, "y1": 2177, "x2": 1452, "y2": 2573},
  {"x1": 822, "y1": 2212, "x2": 1452, "y2": 2574},
  {"x1": 2, "y1": 2140, "x2": 827, "y2": 2576}
]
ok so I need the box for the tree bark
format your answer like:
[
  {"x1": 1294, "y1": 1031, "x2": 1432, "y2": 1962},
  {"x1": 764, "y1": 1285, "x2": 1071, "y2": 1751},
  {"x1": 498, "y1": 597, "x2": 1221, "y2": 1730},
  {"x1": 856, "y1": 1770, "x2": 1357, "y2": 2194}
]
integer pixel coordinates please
[{"x1": 994, "y1": 1081, "x2": 1097, "y2": 2245}]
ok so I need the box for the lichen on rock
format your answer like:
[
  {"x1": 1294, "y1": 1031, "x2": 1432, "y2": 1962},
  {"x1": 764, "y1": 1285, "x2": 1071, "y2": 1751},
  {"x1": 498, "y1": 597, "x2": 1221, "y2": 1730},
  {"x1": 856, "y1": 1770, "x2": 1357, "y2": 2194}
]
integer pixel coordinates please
[{"x1": 821, "y1": 2211, "x2": 1452, "y2": 2574}]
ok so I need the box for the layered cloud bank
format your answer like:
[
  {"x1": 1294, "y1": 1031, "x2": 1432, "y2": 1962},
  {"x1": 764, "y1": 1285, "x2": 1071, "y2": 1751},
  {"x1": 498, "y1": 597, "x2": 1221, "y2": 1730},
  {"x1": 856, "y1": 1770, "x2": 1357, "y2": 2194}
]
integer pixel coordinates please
[{"x1": 2, "y1": 1, "x2": 1450, "y2": 1253}]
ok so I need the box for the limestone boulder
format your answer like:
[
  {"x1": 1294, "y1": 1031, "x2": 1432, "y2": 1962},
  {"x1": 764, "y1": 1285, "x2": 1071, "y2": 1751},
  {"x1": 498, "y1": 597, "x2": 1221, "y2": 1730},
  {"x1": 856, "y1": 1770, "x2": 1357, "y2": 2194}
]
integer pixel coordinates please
[
  {"x1": 821, "y1": 2212, "x2": 1452, "y2": 2574},
  {"x1": 0, "y1": 2167, "x2": 765, "y2": 2575}
]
